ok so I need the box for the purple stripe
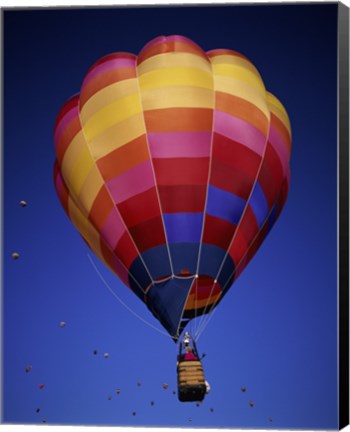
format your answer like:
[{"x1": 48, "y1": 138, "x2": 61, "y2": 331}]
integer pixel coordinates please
[
  {"x1": 82, "y1": 58, "x2": 136, "y2": 88},
  {"x1": 215, "y1": 111, "x2": 267, "y2": 156},
  {"x1": 268, "y1": 127, "x2": 290, "y2": 177},
  {"x1": 54, "y1": 106, "x2": 79, "y2": 145},
  {"x1": 148, "y1": 132, "x2": 212, "y2": 158},
  {"x1": 163, "y1": 213, "x2": 203, "y2": 243},
  {"x1": 107, "y1": 160, "x2": 155, "y2": 204},
  {"x1": 100, "y1": 209, "x2": 126, "y2": 249}
]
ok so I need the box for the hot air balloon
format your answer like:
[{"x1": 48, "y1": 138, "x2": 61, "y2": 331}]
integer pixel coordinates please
[{"x1": 53, "y1": 35, "x2": 291, "y2": 344}]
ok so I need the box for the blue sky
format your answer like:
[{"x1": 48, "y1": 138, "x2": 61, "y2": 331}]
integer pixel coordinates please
[{"x1": 2, "y1": 3, "x2": 341, "y2": 430}]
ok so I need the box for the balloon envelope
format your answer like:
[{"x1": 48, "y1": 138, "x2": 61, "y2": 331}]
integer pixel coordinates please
[{"x1": 54, "y1": 35, "x2": 291, "y2": 340}]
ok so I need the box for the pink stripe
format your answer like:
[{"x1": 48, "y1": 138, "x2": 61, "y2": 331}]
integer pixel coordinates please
[
  {"x1": 107, "y1": 160, "x2": 155, "y2": 204},
  {"x1": 268, "y1": 127, "x2": 290, "y2": 177},
  {"x1": 148, "y1": 132, "x2": 211, "y2": 158},
  {"x1": 214, "y1": 111, "x2": 267, "y2": 156},
  {"x1": 100, "y1": 209, "x2": 126, "y2": 249},
  {"x1": 54, "y1": 106, "x2": 79, "y2": 145},
  {"x1": 82, "y1": 58, "x2": 136, "y2": 88}
]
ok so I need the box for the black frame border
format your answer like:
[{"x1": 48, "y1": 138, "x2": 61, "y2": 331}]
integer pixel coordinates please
[{"x1": 338, "y1": 2, "x2": 349, "y2": 429}]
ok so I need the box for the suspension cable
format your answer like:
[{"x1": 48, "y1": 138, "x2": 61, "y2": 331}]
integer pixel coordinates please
[{"x1": 87, "y1": 254, "x2": 171, "y2": 339}]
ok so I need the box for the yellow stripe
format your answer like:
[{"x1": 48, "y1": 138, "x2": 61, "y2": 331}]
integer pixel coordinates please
[
  {"x1": 267, "y1": 92, "x2": 291, "y2": 134},
  {"x1": 80, "y1": 78, "x2": 139, "y2": 121},
  {"x1": 89, "y1": 113, "x2": 146, "y2": 160},
  {"x1": 212, "y1": 63, "x2": 265, "y2": 94},
  {"x1": 67, "y1": 195, "x2": 103, "y2": 258},
  {"x1": 82, "y1": 93, "x2": 142, "y2": 142},
  {"x1": 139, "y1": 67, "x2": 213, "y2": 91},
  {"x1": 67, "y1": 146, "x2": 95, "y2": 193},
  {"x1": 61, "y1": 130, "x2": 87, "y2": 178},
  {"x1": 210, "y1": 54, "x2": 260, "y2": 77},
  {"x1": 141, "y1": 86, "x2": 214, "y2": 110},
  {"x1": 78, "y1": 166, "x2": 103, "y2": 213},
  {"x1": 137, "y1": 52, "x2": 212, "y2": 75},
  {"x1": 215, "y1": 76, "x2": 270, "y2": 119}
]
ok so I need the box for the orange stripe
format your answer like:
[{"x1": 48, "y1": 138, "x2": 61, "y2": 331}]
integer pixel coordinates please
[
  {"x1": 185, "y1": 292, "x2": 221, "y2": 310},
  {"x1": 216, "y1": 91, "x2": 269, "y2": 136},
  {"x1": 80, "y1": 68, "x2": 137, "y2": 108},
  {"x1": 143, "y1": 108, "x2": 213, "y2": 133},
  {"x1": 96, "y1": 135, "x2": 150, "y2": 180},
  {"x1": 88, "y1": 185, "x2": 114, "y2": 231}
]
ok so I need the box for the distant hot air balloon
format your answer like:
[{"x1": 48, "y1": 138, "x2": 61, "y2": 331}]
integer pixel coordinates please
[
  {"x1": 54, "y1": 35, "x2": 291, "y2": 342},
  {"x1": 39, "y1": 384, "x2": 44, "y2": 390}
]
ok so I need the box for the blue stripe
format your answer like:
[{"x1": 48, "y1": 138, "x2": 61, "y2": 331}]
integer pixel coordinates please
[
  {"x1": 169, "y1": 243, "x2": 200, "y2": 275},
  {"x1": 206, "y1": 185, "x2": 246, "y2": 224},
  {"x1": 198, "y1": 243, "x2": 235, "y2": 289},
  {"x1": 250, "y1": 182, "x2": 269, "y2": 228},
  {"x1": 163, "y1": 213, "x2": 203, "y2": 243},
  {"x1": 141, "y1": 245, "x2": 172, "y2": 280},
  {"x1": 267, "y1": 203, "x2": 278, "y2": 234}
]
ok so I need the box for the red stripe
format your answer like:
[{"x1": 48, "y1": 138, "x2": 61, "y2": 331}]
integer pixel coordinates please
[
  {"x1": 153, "y1": 157, "x2": 209, "y2": 186},
  {"x1": 114, "y1": 231, "x2": 139, "y2": 268},
  {"x1": 54, "y1": 163, "x2": 69, "y2": 215},
  {"x1": 129, "y1": 216, "x2": 166, "y2": 252},
  {"x1": 212, "y1": 133, "x2": 261, "y2": 179},
  {"x1": 190, "y1": 277, "x2": 222, "y2": 300},
  {"x1": 55, "y1": 117, "x2": 81, "y2": 166},
  {"x1": 202, "y1": 214, "x2": 236, "y2": 250},
  {"x1": 236, "y1": 206, "x2": 259, "y2": 248},
  {"x1": 228, "y1": 228, "x2": 248, "y2": 266},
  {"x1": 210, "y1": 158, "x2": 255, "y2": 200},
  {"x1": 158, "y1": 184, "x2": 207, "y2": 213},
  {"x1": 117, "y1": 188, "x2": 161, "y2": 228},
  {"x1": 54, "y1": 95, "x2": 79, "y2": 133}
]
